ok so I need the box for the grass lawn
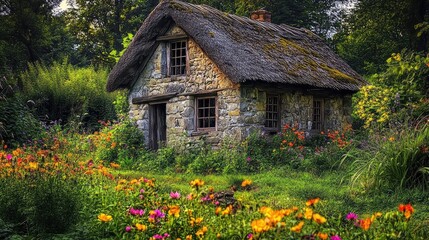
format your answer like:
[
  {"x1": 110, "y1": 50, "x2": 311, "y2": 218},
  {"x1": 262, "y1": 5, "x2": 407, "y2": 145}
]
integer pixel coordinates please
[{"x1": 117, "y1": 167, "x2": 429, "y2": 222}]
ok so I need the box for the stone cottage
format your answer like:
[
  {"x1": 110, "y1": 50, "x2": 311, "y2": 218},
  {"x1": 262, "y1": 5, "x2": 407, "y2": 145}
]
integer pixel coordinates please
[{"x1": 106, "y1": 0, "x2": 365, "y2": 149}]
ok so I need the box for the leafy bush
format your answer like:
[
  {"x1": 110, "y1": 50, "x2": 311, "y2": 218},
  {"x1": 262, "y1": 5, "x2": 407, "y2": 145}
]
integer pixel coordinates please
[
  {"x1": 354, "y1": 51, "x2": 429, "y2": 128},
  {"x1": 20, "y1": 61, "x2": 117, "y2": 132},
  {"x1": 89, "y1": 120, "x2": 145, "y2": 167}
]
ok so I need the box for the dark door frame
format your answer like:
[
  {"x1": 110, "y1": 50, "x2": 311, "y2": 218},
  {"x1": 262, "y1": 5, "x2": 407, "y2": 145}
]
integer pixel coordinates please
[{"x1": 149, "y1": 103, "x2": 167, "y2": 150}]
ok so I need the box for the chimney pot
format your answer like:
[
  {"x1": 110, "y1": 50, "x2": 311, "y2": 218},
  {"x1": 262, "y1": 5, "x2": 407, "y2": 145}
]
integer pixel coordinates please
[{"x1": 250, "y1": 9, "x2": 271, "y2": 23}]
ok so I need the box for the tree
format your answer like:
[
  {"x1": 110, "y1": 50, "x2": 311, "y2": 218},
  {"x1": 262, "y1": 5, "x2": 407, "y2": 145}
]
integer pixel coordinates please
[
  {"x1": 0, "y1": 0, "x2": 67, "y2": 75},
  {"x1": 66, "y1": 0, "x2": 154, "y2": 67},
  {"x1": 334, "y1": 0, "x2": 429, "y2": 75}
]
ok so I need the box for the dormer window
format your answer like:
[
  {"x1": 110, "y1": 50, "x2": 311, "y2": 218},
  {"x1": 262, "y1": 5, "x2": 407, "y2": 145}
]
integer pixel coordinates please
[{"x1": 169, "y1": 40, "x2": 187, "y2": 76}]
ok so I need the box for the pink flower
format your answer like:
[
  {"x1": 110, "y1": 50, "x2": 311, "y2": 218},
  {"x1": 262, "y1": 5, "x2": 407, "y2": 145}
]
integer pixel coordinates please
[
  {"x1": 330, "y1": 235, "x2": 342, "y2": 240},
  {"x1": 346, "y1": 212, "x2": 358, "y2": 221},
  {"x1": 125, "y1": 226, "x2": 132, "y2": 232},
  {"x1": 149, "y1": 209, "x2": 165, "y2": 222},
  {"x1": 153, "y1": 234, "x2": 163, "y2": 239},
  {"x1": 153, "y1": 233, "x2": 169, "y2": 239},
  {"x1": 246, "y1": 157, "x2": 251, "y2": 162},
  {"x1": 6, "y1": 154, "x2": 12, "y2": 161},
  {"x1": 169, "y1": 191, "x2": 181, "y2": 199},
  {"x1": 129, "y1": 207, "x2": 145, "y2": 216}
]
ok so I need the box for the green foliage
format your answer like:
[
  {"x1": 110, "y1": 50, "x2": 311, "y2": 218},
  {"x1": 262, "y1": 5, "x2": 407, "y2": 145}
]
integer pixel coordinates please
[
  {"x1": 89, "y1": 120, "x2": 145, "y2": 166},
  {"x1": 0, "y1": 0, "x2": 74, "y2": 75},
  {"x1": 31, "y1": 177, "x2": 83, "y2": 234},
  {"x1": 353, "y1": 51, "x2": 429, "y2": 128},
  {"x1": 334, "y1": 0, "x2": 429, "y2": 74},
  {"x1": 0, "y1": 170, "x2": 84, "y2": 235},
  {"x1": 20, "y1": 61, "x2": 117, "y2": 131},
  {"x1": 0, "y1": 95, "x2": 43, "y2": 146},
  {"x1": 66, "y1": 0, "x2": 152, "y2": 66}
]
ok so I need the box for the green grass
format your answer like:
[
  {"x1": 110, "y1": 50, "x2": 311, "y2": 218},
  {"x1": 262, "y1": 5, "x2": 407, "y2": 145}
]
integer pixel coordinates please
[{"x1": 116, "y1": 167, "x2": 429, "y2": 222}]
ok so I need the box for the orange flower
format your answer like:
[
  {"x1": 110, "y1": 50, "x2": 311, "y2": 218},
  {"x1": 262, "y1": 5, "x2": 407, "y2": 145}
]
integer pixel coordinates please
[
  {"x1": 189, "y1": 217, "x2": 203, "y2": 227},
  {"x1": 110, "y1": 162, "x2": 120, "y2": 169},
  {"x1": 359, "y1": 218, "x2": 371, "y2": 231},
  {"x1": 290, "y1": 221, "x2": 304, "y2": 233},
  {"x1": 221, "y1": 205, "x2": 233, "y2": 215},
  {"x1": 215, "y1": 207, "x2": 222, "y2": 215},
  {"x1": 241, "y1": 179, "x2": 252, "y2": 187},
  {"x1": 196, "y1": 226, "x2": 208, "y2": 237},
  {"x1": 399, "y1": 203, "x2": 414, "y2": 219},
  {"x1": 288, "y1": 142, "x2": 294, "y2": 147},
  {"x1": 97, "y1": 213, "x2": 112, "y2": 222},
  {"x1": 168, "y1": 205, "x2": 181, "y2": 217},
  {"x1": 306, "y1": 197, "x2": 320, "y2": 207},
  {"x1": 317, "y1": 232, "x2": 328, "y2": 240}
]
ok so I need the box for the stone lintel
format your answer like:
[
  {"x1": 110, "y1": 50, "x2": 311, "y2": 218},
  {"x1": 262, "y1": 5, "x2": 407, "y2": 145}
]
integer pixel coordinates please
[{"x1": 132, "y1": 92, "x2": 178, "y2": 104}]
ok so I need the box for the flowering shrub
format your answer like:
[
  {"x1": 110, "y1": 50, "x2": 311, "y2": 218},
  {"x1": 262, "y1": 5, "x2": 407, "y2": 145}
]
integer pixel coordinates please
[{"x1": 353, "y1": 51, "x2": 429, "y2": 128}]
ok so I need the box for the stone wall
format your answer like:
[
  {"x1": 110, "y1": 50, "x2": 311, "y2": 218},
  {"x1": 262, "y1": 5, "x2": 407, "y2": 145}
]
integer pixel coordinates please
[
  {"x1": 129, "y1": 26, "x2": 240, "y2": 147},
  {"x1": 239, "y1": 85, "x2": 353, "y2": 136}
]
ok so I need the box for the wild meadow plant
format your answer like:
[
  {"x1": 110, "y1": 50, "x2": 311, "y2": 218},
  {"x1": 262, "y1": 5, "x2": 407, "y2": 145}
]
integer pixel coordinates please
[{"x1": 0, "y1": 135, "x2": 426, "y2": 239}]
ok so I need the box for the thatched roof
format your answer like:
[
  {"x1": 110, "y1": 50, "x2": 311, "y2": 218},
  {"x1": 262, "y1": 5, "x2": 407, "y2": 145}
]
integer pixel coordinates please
[{"x1": 107, "y1": 0, "x2": 365, "y2": 92}]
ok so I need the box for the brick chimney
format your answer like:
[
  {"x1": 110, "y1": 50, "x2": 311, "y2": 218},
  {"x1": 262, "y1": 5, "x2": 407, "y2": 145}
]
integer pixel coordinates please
[{"x1": 250, "y1": 9, "x2": 271, "y2": 23}]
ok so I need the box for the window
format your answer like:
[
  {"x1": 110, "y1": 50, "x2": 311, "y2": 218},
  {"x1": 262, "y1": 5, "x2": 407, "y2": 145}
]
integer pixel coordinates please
[
  {"x1": 265, "y1": 95, "x2": 280, "y2": 130},
  {"x1": 196, "y1": 97, "x2": 216, "y2": 130},
  {"x1": 312, "y1": 99, "x2": 324, "y2": 131},
  {"x1": 169, "y1": 40, "x2": 187, "y2": 76}
]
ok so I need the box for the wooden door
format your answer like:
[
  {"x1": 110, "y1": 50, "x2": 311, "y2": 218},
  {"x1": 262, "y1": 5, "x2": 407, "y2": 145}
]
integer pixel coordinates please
[{"x1": 149, "y1": 103, "x2": 166, "y2": 150}]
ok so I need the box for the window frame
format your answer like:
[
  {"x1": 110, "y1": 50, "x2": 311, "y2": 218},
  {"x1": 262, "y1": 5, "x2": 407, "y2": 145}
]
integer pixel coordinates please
[
  {"x1": 167, "y1": 39, "x2": 188, "y2": 76},
  {"x1": 312, "y1": 98, "x2": 325, "y2": 132},
  {"x1": 195, "y1": 96, "x2": 217, "y2": 132},
  {"x1": 264, "y1": 94, "x2": 281, "y2": 132}
]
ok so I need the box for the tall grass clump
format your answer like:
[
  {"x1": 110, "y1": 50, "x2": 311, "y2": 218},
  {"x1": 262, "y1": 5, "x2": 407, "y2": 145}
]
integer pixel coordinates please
[
  {"x1": 347, "y1": 122, "x2": 429, "y2": 190},
  {"x1": 20, "y1": 61, "x2": 117, "y2": 131}
]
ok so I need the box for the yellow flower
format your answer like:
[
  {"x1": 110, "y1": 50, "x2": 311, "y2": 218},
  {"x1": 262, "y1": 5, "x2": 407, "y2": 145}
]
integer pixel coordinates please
[
  {"x1": 97, "y1": 213, "x2": 112, "y2": 222},
  {"x1": 185, "y1": 235, "x2": 192, "y2": 240},
  {"x1": 28, "y1": 161, "x2": 38, "y2": 170},
  {"x1": 290, "y1": 221, "x2": 304, "y2": 233},
  {"x1": 189, "y1": 217, "x2": 203, "y2": 227},
  {"x1": 388, "y1": 137, "x2": 395, "y2": 142},
  {"x1": 221, "y1": 205, "x2": 233, "y2": 216},
  {"x1": 241, "y1": 179, "x2": 252, "y2": 187},
  {"x1": 196, "y1": 226, "x2": 208, "y2": 237},
  {"x1": 168, "y1": 205, "x2": 181, "y2": 218},
  {"x1": 251, "y1": 218, "x2": 271, "y2": 233},
  {"x1": 190, "y1": 179, "x2": 204, "y2": 188},
  {"x1": 135, "y1": 223, "x2": 147, "y2": 231},
  {"x1": 312, "y1": 213, "x2": 327, "y2": 224},
  {"x1": 304, "y1": 208, "x2": 313, "y2": 220}
]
